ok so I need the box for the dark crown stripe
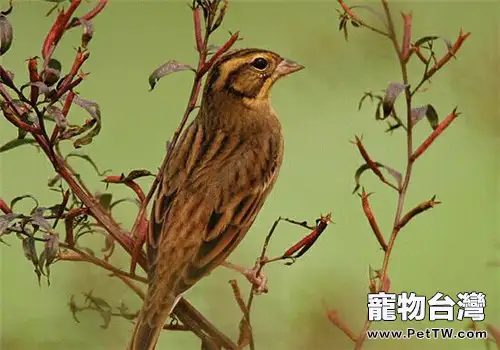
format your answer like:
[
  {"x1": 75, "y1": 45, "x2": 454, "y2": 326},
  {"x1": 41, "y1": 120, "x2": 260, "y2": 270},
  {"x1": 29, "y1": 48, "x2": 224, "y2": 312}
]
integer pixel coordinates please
[{"x1": 216, "y1": 48, "x2": 273, "y2": 66}]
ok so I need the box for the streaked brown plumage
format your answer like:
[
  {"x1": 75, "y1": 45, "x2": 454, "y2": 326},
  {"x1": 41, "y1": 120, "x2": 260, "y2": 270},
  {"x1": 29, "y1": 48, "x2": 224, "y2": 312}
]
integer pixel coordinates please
[{"x1": 128, "y1": 48, "x2": 303, "y2": 350}]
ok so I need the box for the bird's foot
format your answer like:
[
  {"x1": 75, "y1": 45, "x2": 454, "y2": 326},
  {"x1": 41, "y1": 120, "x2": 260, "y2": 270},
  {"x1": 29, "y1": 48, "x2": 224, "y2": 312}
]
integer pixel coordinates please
[
  {"x1": 222, "y1": 260, "x2": 269, "y2": 295},
  {"x1": 244, "y1": 260, "x2": 268, "y2": 295}
]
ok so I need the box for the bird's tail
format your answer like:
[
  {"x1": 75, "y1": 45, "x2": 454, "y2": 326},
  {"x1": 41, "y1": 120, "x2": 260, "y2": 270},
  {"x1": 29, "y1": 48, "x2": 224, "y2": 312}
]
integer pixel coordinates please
[{"x1": 127, "y1": 294, "x2": 179, "y2": 350}]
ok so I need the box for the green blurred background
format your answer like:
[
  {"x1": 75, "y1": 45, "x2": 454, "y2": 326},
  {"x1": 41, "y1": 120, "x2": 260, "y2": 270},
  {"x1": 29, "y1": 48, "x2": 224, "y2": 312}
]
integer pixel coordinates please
[{"x1": 0, "y1": 1, "x2": 498, "y2": 349}]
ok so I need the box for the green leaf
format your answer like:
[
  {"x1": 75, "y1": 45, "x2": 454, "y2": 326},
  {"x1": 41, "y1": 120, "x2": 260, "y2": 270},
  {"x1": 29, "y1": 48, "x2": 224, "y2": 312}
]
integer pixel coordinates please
[
  {"x1": 338, "y1": 16, "x2": 347, "y2": 32},
  {"x1": 109, "y1": 197, "x2": 141, "y2": 211},
  {"x1": 10, "y1": 194, "x2": 39, "y2": 212},
  {"x1": 385, "y1": 121, "x2": 403, "y2": 133},
  {"x1": 353, "y1": 162, "x2": 402, "y2": 193},
  {"x1": 22, "y1": 235, "x2": 42, "y2": 284},
  {"x1": 43, "y1": 232, "x2": 59, "y2": 265},
  {"x1": 383, "y1": 165, "x2": 402, "y2": 188},
  {"x1": 0, "y1": 213, "x2": 19, "y2": 236},
  {"x1": 47, "y1": 174, "x2": 62, "y2": 187},
  {"x1": 148, "y1": 60, "x2": 195, "y2": 91},
  {"x1": 117, "y1": 302, "x2": 136, "y2": 320},
  {"x1": 70, "y1": 96, "x2": 102, "y2": 148},
  {"x1": 0, "y1": 138, "x2": 38, "y2": 153},
  {"x1": 38, "y1": 249, "x2": 47, "y2": 279},
  {"x1": 358, "y1": 91, "x2": 381, "y2": 111},
  {"x1": 42, "y1": 59, "x2": 62, "y2": 87},
  {"x1": 211, "y1": 0, "x2": 227, "y2": 32},
  {"x1": 99, "y1": 310, "x2": 112, "y2": 329},
  {"x1": 354, "y1": 163, "x2": 380, "y2": 193},
  {"x1": 68, "y1": 295, "x2": 81, "y2": 323},
  {"x1": 426, "y1": 104, "x2": 439, "y2": 130},
  {"x1": 411, "y1": 105, "x2": 428, "y2": 125},
  {"x1": 96, "y1": 193, "x2": 113, "y2": 211},
  {"x1": 21, "y1": 81, "x2": 51, "y2": 96},
  {"x1": 22, "y1": 235, "x2": 38, "y2": 263},
  {"x1": 375, "y1": 100, "x2": 383, "y2": 120},
  {"x1": 17, "y1": 127, "x2": 28, "y2": 140},
  {"x1": 412, "y1": 104, "x2": 439, "y2": 130},
  {"x1": 46, "y1": 105, "x2": 67, "y2": 128},
  {"x1": 124, "y1": 169, "x2": 154, "y2": 181},
  {"x1": 39, "y1": 232, "x2": 59, "y2": 285},
  {"x1": 84, "y1": 290, "x2": 111, "y2": 309},
  {"x1": 414, "y1": 36, "x2": 440, "y2": 47},
  {"x1": 382, "y1": 82, "x2": 407, "y2": 118},
  {"x1": 30, "y1": 207, "x2": 53, "y2": 231},
  {"x1": 414, "y1": 36, "x2": 452, "y2": 51},
  {"x1": 65, "y1": 151, "x2": 111, "y2": 176}
]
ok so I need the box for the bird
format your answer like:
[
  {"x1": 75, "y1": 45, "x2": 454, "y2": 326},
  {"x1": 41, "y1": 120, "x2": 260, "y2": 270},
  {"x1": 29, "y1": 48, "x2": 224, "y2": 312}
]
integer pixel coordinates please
[{"x1": 127, "y1": 48, "x2": 304, "y2": 350}]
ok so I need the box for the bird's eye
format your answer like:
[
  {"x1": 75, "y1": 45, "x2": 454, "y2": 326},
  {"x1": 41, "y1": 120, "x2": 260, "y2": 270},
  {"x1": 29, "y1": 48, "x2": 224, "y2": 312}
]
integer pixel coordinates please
[{"x1": 251, "y1": 57, "x2": 268, "y2": 70}]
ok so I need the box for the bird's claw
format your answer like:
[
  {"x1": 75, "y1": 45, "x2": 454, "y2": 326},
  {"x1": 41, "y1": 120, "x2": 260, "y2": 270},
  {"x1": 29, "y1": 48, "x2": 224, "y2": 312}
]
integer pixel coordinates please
[{"x1": 243, "y1": 262, "x2": 268, "y2": 295}]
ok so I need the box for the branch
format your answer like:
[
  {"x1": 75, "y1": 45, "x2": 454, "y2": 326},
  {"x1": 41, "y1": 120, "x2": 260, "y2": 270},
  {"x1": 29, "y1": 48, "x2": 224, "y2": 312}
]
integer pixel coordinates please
[{"x1": 332, "y1": 2, "x2": 465, "y2": 349}]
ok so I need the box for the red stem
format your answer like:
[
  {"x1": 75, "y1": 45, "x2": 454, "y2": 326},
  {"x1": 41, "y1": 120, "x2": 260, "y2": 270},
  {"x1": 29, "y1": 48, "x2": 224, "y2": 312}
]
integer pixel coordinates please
[
  {"x1": 66, "y1": 0, "x2": 108, "y2": 29},
  {"x1": 360, "y1": 190, "x2": 387, "y2": 252},
  {"x1": 354, "y1": 136, "x2": 384, "y2": 178},
  {"x1": 57, "y1": 49, "x2": 89, "y2": 95},
  {"x1": 42, "y1": 0, "x2": 83, "y2": 60},
  {"x1": 56, "y1": 77, "x2": 84, "y2": 99},
  {"x1": 396, "y1": 196, "x2": 440, "y2": 230},
  {"x1": 411, "y1": 109, "x2": 459, "y2": 161},
  {"x1": 198, "y1": 32, "x2": 239, "y2": 77},
  {"x1": 0, "y1": 87, "x2": 40, "y2": 134},
  {"x1": 28, "y1": 57, "x2": 40, "y2": 105},
  {"x1": 51, "y1": 91, "x2": 75, "y2": 143},
  {"x1": 401, "y1": 12, "x2": 412, "y2": 62},
  {"x1": 35, "y1": 137, "x2": 137, "y2": 258},
  {"x1": 103, "y1": 175, "x2": 146, "y2": 202},
  {"x1": 424, "y1": 30, "x2": 470, "y2": 79},
  {"x1": 0, "y1": 199, "x2": 12, "y2": 214},
  {"x1": 193, "y1": 7, "x2": 203, "y2": 52},
  {"x1": 64, "y1": 207, "x2": 89, "y2": 246}
]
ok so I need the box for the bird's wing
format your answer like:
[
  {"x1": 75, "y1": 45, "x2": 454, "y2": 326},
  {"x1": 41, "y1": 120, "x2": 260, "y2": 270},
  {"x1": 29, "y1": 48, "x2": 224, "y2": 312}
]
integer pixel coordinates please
[{"x1": 147, "y1": 120, "x2": 282, "y2": 296}]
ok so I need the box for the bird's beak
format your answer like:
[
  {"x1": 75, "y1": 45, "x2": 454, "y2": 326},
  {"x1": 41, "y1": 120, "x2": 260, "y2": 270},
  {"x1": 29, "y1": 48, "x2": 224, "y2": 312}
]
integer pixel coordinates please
[{"x1": 274, "y1": 58, "x2": 305, "y2": 77}]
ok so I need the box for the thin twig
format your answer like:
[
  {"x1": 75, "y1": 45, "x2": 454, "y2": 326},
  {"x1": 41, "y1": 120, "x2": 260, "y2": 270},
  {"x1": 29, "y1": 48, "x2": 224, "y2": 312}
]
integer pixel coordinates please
[
  {"x1": 58, "y1": 247, "x2": 148, "y2": 283},
  {"x1": 337, "y1": 0, "x2": 389, "y2": 38},
  {"x1": 229, "y1": 280, "x2": 252, "y2": 349}
]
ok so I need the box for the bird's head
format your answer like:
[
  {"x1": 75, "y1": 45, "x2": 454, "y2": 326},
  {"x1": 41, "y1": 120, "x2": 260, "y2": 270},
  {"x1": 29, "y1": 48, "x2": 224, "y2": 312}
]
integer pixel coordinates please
[{"x1": 204, "y1": 48, "x2": 304, "y2": 104}]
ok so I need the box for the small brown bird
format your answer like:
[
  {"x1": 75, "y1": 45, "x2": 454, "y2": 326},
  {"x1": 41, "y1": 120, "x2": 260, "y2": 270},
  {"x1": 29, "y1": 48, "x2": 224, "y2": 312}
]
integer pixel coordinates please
[{"x1": 128, "y1": 48, "x2": 304, "y2": 350}]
